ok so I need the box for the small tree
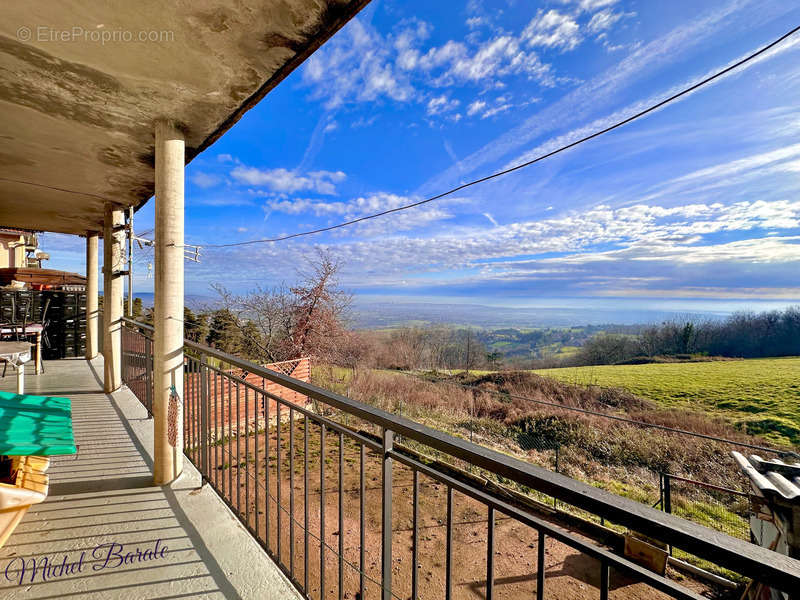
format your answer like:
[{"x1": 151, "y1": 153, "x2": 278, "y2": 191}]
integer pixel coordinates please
[
  {"x1": 206, "y1": 309, "x2": 242, "y2": 355},
  {"x1": 486, "y1": 351, "x2": 502, "y2": 370},
  {"x1": 132, "y1": 297, "x2": 143, "y2": 319},
  {"x1": 184, "y1": 307, "x2": 209, "y2": 344}
]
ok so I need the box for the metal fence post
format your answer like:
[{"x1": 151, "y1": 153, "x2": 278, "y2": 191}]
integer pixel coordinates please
[
  {"x1": 537, "y1": 531, "x2": 545, "y2": 600},
  {"x1": 663, "y1": 473, "x2": 673, "y2": 556},
  {"x1": 381, "y1": 428, "x2": 394, "y2": 600},
  {"x1": 600, "y1": 561, "x2": 609, "y2": 600},
  {"x1": 200, "y1": 353, "x2": 209, "y2": 483},
  {"x1": 145, "y1": 336, "x2": 153, "y2": 417},
  {"x1": 553, "y1": 445, "x2": 560, "y2": 509}
]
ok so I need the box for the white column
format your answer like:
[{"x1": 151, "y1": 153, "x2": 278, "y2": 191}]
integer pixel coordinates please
[
  {"x1": 103, "y1": 205, "x2": 124, "y2": 392},
  {"x1": 153, "y1": 119, "x2": 185, "y2": 485},
  {"x1": 85, "y1": 232, "x2": 99, "y2": 359}
]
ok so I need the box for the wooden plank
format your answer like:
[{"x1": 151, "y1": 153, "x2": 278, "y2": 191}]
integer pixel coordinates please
[{"x1": 625, "y1": 534, "x2": 668, "y2": 575}]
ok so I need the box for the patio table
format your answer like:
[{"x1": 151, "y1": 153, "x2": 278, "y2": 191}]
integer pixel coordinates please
[
  {"x1": 0, "y1": 342, "x2": 31, "y2": 394},
  {"x1": 0, "y1": 390, "x2": 76, "y2": 456},
  {"x1": 0, "y1": 326, "x2": 44, "y2": 375}
]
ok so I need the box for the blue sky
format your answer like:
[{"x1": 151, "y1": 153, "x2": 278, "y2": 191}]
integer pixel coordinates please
[{"x1": 42, "y1": 0, "x2": 800, "y2": 312}]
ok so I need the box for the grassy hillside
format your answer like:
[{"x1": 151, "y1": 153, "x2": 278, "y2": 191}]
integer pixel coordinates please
[{"x1": 534, "y1": 357, "x2": 800, "y2": 446}]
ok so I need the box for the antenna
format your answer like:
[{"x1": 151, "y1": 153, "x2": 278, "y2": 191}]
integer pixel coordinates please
[{"x1": 183, "y1": 244, "x2": 202, "y2": 263}]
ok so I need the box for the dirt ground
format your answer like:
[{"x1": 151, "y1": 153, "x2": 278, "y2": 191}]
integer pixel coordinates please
[{"x1": 197, "y1": 416, "x2": 717, "y2": 600}]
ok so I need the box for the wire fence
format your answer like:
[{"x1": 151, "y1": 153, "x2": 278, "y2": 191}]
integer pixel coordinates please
[
  {"x1": 390, "y1": 375, "x2": 759, "y2": 552},
  {"x1": 321, "y1": 364, "x2": 763, "y2": 562},
  {"x1": 462, "y1": 406, "x2": 754, "y2": 539},
  {"x1": 327, "y1": 375, "x2": 758, "y2": 578},
  {"x1": 663, "y1": 473, "x2": 750, "y2": 542}
]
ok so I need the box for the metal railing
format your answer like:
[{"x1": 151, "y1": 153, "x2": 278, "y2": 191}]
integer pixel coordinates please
[
  {"x1": 120, "y1": 318, "x2": 800, "y2": 599},
  {"x1": 121, "y1": 322, "x2": 152, "y2": 416},
  {"x1": 410, "y1": 369, "x2": 766, "y2": 550}
]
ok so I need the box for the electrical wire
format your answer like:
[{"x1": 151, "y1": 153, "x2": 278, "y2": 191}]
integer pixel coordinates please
[{"x1": 201, "y1": 24, "x2": 800, "y2": 249}]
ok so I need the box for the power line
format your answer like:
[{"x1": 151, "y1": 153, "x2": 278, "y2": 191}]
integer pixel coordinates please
[{"x1": 202, "y1": 24, "x2": 800, "y2": 249}]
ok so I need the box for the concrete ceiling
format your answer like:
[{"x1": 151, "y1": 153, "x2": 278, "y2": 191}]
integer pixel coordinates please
[{"x1": 0, "y1": 0, "x2": 369, "y2": 235}]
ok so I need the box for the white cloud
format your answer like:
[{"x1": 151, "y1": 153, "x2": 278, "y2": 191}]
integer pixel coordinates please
[
  {"x1": 303, "y1": 14, "x2": 561, "y2": 110},
  {"x1": 264, "y1": 191, "x2": 462, "y2": 237},
  {"x1": 467, "y1": 95, "x2": 537, "y2": 120},
  {"x1": 549, "y1": 236, "x2": 800, "y2": 266},
  {"x1": 669, "y1": 143, "x2": 800, "y2": 187},
  {"x1": 467, "y1": 100, "x2": 487, "y2": 116},
  {"x1": 200, "y1": 197, "x2": 800, "y2": 297},
  {"x1": 588, "y1": 9, "x2": 624, "y2": 33},
  {"x1": 351, "y1": 115, "x2": 378, "y2": 129},
  {"x1": 265, "y1": 198, "x2": 350, "y2": 217},
  {"x1": 270, "y1": 198, "x2": 800, "y2": 268},
  {"x1": 190, "y1": 172, "x2": 221, "y2": 189},
  {"x1": 419, "y1": 40, "x2": 467, "y2": 71},
  {"x1": 523, "y1": 10, "x2": 582, "y2": 52},
  {"x1": 482, "y1": 102, "x2": 513, "y2": 119},
  {"x1": 231, "y1": 167, "x2": 346, "y2": 195},
  {"x1": 419, "y1": 0, "x2": 769, "y2": 196},
  {"x1": 427, "y1": 94, "x2": 460, "y2": 115},
  {"x1": 579, "y1": 0, "x2": 618, "y2": 11},
  {"x1": 559, "y1": 0, "x2": 619, "y2": 12},
  {"x1": 483, "y1": 212, "x2": 499, "y2": 227},
  {"x1": 303, "y1": 19, "x2": 414, "y2": 109},
  {"x1": 431, "y1": 36, "x2": 555, "y2": 86},
  {"x1": 494, "y1": 26, "x2": 800, "y2": 179}
]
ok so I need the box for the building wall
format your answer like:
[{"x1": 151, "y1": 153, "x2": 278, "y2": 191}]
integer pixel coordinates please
[{"x1": 0, "y1": 232, "x2": 25, "y2": 268}]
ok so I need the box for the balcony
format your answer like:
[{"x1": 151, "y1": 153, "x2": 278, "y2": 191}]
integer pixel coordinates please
[
  {"x1": 0, "y1": 357, "x2": 300, "y2": 599},
  {"x1": 2, "y1": 3, "x2": 799, "y2": 598}
]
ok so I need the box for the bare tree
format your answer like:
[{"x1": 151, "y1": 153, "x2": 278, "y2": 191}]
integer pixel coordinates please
[
  {"x1": 212, "y1": 248, "x2": 352, "y2": 364},
  {"x1": 288, "y1": 249, "x2": 352, "y2": 361}
]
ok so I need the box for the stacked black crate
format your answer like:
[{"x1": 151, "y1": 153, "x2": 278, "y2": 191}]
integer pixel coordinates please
[
  {"x1": 75, "y1": 292, "x2": 87, "y2": 357},
  {"x1": 59, "y1": 292, "x2": 87, "y2": 358},
  {"x1": 43, "y1": 292, "x2": 64, "y2": 359},
  {"x1": 0, "y1": 290, "x2": 87, "y2": 359}
]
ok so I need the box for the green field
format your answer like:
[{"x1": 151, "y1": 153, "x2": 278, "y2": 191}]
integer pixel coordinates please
[{"x1": 534, "y1": 357, "x2": 800, "y2": 447}]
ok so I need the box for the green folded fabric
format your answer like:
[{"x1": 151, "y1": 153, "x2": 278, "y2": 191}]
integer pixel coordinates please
[{"x1": 0, "y1": 390, "x2": 77, "y2": 455}]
